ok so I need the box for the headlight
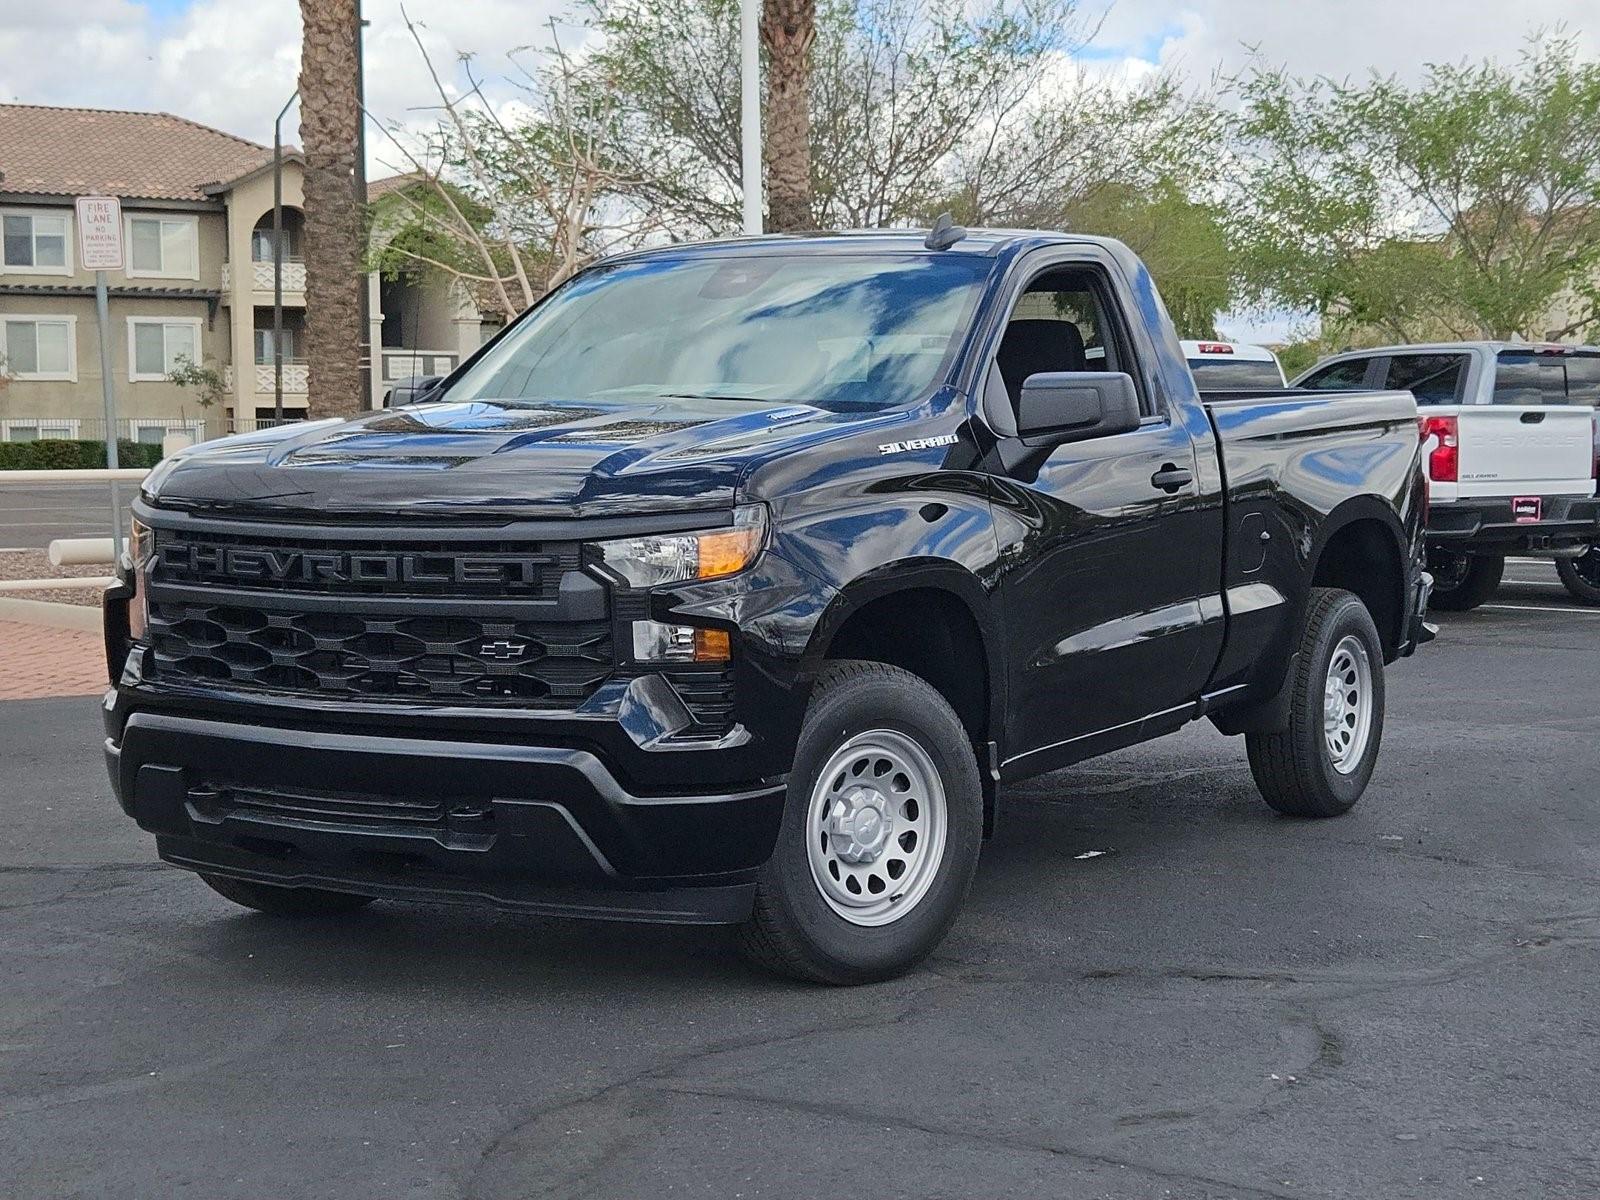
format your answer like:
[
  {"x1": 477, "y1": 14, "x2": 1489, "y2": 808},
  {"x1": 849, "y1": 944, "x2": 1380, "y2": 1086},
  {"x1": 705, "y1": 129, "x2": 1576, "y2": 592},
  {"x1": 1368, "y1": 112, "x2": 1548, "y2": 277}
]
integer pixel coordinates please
[{"x1": 591, "y1": 504, "x2": 768, "y2": 589}]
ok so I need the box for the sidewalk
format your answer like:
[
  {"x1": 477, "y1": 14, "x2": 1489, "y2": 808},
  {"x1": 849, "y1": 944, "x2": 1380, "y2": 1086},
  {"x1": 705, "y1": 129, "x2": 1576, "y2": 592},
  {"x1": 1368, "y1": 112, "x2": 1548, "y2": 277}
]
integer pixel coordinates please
[{"x1": 0, "y1": 620, "x2": 108, "y2": 700}]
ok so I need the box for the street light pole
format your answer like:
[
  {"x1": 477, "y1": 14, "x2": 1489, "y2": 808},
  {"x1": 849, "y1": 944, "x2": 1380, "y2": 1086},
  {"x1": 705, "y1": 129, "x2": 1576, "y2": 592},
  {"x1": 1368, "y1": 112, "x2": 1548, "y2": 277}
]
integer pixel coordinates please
[
  {"x1": 740, "y1": 0, "x2": 761, "y2": 235},
  {"x1": 273, "y1": 88, "x2": 298, "y2": 426},
  {"x1": 354, "y1": 0, "x2": 372, "y2": 408}
]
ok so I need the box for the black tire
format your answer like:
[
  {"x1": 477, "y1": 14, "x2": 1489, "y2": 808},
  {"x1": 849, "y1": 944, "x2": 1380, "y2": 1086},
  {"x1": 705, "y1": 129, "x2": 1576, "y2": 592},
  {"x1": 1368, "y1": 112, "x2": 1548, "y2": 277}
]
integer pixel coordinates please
[
  {"x1": 1556, "y1": 546, "x2": 1600, "y2": 606},
  {"x1": 1246, "y1": 588, "x2": 1385, "y2": 819},
  {"x1": 737, "y1": 661, "x2": 983, "y2": 985},
  {"x1": 198, "y1": 873, "x2": 375, "y2": 918},
  {"x1": 1426, "y1": 549, "x2": 1503, "y2": 611}
]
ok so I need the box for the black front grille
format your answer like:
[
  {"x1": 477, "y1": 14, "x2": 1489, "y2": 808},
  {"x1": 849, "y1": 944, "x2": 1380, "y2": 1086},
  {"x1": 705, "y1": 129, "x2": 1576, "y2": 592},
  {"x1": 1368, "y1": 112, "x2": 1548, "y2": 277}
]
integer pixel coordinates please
[
  {"x1": 147, "y1": 602, "x2": 614, "y2": 704},
  {"x1": 199, "y1": 784, "x2": 451, "y2": 828}
]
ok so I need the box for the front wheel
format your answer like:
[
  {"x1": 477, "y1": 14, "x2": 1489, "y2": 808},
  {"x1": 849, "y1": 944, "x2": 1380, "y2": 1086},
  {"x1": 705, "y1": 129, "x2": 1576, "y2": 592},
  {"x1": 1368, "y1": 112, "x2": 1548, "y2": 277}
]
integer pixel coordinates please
[
  {"x1": 1246, "y1": 588, "x2": 1385, "y2": 818},
  {"x1": 1426, "y1": 549, "x2": 1503, "y2": 611},
  {"x1": 738, "y1": 661, "x2": 983, "y2": 985},
  {"x1": 1556, "y1": 546, "x2": 1600, "y2": 606}
]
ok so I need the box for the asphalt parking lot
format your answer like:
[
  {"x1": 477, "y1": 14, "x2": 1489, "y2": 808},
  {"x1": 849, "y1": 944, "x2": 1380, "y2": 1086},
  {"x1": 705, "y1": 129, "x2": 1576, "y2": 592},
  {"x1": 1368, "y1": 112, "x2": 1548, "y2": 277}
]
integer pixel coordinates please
[
  {"x1": 2, "y1": 566, "x2": 1597, "y2": 1199},
  {"x1": 0, "y1": 481, "x2": 135, "y2": 551}
]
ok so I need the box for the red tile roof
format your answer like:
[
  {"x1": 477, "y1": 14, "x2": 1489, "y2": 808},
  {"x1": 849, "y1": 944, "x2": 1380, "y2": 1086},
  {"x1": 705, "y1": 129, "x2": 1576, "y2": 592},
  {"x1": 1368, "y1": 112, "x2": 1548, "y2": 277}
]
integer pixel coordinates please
[{"x1": 0, "y1": 104, "x2": 275, "y2": 203}]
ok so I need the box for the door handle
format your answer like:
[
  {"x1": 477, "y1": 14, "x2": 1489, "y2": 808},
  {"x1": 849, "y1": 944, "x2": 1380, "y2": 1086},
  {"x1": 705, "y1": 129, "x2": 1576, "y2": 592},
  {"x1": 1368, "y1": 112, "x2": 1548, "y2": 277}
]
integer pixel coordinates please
[
  {"x1": 1151, "y1": 464, "x2": 1193, "y2": 493},
  {"x1": 1520, "y1": 411, "x2": 1545, "y2": 424}
]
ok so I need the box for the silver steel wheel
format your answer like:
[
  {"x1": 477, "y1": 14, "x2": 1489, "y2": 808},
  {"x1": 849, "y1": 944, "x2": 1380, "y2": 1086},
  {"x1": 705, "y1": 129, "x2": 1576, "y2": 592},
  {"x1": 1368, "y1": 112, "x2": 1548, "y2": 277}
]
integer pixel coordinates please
[
  {"x1": 805, "y1": 729, "x2": 948, "y2": 927},
  {"x1": 1322, "y1": 635, "x2": 1374, "y2": 774}
]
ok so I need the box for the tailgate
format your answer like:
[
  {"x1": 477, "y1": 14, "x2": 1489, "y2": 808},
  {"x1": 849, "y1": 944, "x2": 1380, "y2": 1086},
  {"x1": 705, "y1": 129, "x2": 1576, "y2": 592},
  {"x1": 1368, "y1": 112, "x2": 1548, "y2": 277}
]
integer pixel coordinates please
[{"x1": 1455, "y1": 407, "x2": 1594, "y2": 497}]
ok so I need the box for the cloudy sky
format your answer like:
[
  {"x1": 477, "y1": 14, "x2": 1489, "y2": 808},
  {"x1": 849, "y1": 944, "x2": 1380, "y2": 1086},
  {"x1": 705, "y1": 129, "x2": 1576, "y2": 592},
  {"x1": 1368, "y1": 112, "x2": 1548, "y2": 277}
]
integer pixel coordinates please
[{"x1": 3, "y1": 0, "x2": 1594, "y2": 338}]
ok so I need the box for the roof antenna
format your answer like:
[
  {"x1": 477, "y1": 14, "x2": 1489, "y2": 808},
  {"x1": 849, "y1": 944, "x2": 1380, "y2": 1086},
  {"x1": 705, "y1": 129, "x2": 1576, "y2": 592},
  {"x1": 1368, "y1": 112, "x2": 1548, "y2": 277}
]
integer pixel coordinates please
[{"x1": 924, "y1": 212, "x2": 967, "y2": 251}]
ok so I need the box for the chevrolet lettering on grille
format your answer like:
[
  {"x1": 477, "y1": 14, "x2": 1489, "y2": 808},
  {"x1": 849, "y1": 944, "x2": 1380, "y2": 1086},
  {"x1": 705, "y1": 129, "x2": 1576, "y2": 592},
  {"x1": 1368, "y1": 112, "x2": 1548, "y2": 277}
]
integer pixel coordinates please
[{"x1": 158, "y1": 542, "x2": 548, "y2": 587}]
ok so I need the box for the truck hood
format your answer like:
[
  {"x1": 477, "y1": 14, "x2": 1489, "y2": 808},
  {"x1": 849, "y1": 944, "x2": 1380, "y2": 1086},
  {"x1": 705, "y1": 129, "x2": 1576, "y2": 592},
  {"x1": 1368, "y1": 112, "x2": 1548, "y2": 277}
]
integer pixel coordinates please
[{"x1": 144, "y1": 397, "x2": 870, "y2": 520}]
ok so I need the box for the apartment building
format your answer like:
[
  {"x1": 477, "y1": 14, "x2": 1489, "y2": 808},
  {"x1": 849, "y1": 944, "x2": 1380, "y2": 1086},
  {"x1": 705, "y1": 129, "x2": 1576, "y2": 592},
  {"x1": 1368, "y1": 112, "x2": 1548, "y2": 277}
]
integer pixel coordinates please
[{"x1": 0, "y1": 104, "x2": 494, "y2": 444}]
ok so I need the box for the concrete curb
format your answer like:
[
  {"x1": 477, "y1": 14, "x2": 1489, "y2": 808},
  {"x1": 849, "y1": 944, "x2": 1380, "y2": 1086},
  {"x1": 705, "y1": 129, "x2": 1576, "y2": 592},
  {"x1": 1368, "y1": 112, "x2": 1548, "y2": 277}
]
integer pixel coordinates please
[{"x1": 0, "y1": 596, "x2": 102, "y2": 632}]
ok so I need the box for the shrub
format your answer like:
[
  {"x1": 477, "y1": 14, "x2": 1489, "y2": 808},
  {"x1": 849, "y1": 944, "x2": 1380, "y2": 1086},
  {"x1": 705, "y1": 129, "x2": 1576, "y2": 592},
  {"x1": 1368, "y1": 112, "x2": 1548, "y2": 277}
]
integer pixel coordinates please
[{"x1": 0, "y1": 438, "x2": 167, "y2": 471}]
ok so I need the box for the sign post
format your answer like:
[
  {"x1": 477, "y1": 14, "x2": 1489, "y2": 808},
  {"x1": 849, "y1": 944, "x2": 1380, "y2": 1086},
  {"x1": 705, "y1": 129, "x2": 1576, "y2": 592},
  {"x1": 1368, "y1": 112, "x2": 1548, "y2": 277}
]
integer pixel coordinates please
[{"x1": 76, "y1": 196, "x2": 126, "y2": 557}]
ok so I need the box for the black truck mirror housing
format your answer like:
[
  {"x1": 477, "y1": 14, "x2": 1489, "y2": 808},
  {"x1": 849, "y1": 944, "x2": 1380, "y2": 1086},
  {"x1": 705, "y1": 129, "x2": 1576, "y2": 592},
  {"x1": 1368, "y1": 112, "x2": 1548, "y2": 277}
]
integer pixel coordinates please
[
  {"x1": 1016, "y1": 371, "x2": 1141, "y2": 446},
  {"x1": 384, "y1": 375, "x2": 444, "y2": 408}
]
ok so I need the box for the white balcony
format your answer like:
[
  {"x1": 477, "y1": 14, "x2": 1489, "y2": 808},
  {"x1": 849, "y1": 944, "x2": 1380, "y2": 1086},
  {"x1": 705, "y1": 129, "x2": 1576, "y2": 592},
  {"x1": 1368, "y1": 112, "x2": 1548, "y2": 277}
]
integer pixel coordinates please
[
  {"x1": 224, "y1": 361, "x2": 309, "y2": 395},
  {"x1": 381, "y1": 349, "x2": 460, "y2": 382},
  {"x1": 221, "y1": 258, "x2": 307, "y2": 299}
]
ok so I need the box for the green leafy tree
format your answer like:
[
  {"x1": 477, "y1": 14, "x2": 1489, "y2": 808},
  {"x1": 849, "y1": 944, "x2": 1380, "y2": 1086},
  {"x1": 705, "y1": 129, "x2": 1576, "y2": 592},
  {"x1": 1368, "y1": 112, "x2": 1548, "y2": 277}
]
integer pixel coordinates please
[
  {"x1": 1058, "y1": 182, "x2": 1231, "y2": 339},
  {"x1": 166, "y1": 354, "x2": 226, "y2": 409},
  {"x1": 1228, "y1": 35, "x2": 1600, "y2": 343},
  {"x1": 585, "y1": 0, "x2": 1208, "y2": 231}
]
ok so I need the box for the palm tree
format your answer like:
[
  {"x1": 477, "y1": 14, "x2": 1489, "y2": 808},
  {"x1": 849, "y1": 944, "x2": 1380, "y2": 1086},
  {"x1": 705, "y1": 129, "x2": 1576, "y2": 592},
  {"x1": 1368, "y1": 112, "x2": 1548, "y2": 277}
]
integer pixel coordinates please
[
  {"x1": 298, "y1": 0, "x2": 364, "y2": 418},
  {"x1": 761, "y1": 0, "x2": 816, "y2": 232}
]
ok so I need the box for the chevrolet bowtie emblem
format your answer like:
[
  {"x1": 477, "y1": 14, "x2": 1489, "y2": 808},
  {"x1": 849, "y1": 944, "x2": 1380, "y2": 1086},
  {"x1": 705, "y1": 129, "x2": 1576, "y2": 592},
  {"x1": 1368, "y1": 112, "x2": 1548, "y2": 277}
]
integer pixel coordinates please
[{"x1": 480, "y1": 639, "x2": 529, "y2": 661}]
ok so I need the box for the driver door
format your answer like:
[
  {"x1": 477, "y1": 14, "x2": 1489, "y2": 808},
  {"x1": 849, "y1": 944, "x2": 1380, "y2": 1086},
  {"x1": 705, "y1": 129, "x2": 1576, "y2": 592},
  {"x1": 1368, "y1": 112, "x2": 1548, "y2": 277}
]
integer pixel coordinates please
[{"x1": 983, "y1": 255, "x2": 1224, "y2": 770}]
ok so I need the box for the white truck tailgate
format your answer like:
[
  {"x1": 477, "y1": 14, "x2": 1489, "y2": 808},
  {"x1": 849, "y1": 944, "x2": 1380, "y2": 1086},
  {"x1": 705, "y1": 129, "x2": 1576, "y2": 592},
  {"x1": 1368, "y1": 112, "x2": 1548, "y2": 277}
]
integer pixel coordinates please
[{"x1": 1456, "y1": 406, "x2": 1594, "y2": 497}]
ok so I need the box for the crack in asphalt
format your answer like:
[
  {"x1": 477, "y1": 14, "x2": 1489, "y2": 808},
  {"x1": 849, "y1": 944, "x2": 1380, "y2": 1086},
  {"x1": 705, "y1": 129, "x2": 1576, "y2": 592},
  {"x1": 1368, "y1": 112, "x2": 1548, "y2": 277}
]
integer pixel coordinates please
[
  {"x1": 651, "y1": 1083, "x2": 1307, "y2": 1200},
  {"x1": 454, "y1": 914, "x2": 1600, "y2": 1200}
]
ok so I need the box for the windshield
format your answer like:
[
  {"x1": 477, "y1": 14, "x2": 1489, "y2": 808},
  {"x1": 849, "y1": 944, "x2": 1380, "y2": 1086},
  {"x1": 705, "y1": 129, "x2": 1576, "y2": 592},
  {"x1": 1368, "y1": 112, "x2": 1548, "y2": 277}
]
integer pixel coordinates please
[
  {"x1": 447, "y1": 252, "x2": 993, "y2": 413},
  {"x1": 1187, "y1": 358, "x2": 1284, "y2": 389}
]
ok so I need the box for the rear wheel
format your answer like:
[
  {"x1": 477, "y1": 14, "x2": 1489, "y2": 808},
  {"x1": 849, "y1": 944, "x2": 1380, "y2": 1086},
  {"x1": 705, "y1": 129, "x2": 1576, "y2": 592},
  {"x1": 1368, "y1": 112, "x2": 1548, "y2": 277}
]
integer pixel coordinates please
[
  {"x1": 1426, "y1": 548, "x2": 1504, "y2": 611},
  {"x1": 1246, "y1": 588, "x2": 1385, "y2": 818},
  {"x1": 198, "y1": 873, "x2": 375, "y2": 917},
  {"x1": 1556, "y1": 546, "x2": 1600, "y2": 606},
  {"x1": 738, "y1": 661, "x2": 983, "y2": 985}
]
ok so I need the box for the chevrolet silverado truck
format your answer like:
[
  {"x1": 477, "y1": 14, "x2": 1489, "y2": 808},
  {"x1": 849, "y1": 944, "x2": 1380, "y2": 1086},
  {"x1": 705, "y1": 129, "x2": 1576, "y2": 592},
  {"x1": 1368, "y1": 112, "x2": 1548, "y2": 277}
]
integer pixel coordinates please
[
  {"x1": 104, "y1": 227, "x2": 1432, "y2": 984},
  {"x1": 1295, "y1": 343, "x2": 1600, "y2": 610}
]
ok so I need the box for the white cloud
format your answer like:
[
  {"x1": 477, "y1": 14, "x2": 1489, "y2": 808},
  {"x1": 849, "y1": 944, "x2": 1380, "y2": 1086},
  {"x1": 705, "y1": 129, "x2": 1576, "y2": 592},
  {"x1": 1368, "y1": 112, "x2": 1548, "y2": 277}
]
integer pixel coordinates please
[
  {"x1": 0, "y1": 0, "x2": 571, "y2": 172},
  {"x1": 0, "y1": 0, "x2": 1594, "y2": 183},
  {"x1": 1088, "y1": 0, "x2": 1597, "y2": 83}
]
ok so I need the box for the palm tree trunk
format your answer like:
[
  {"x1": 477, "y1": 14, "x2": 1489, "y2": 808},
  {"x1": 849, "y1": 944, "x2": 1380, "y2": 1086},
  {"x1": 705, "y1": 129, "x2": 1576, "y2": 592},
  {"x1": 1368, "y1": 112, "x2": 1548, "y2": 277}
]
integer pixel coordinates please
[
  {"x1": 761, "y1": 0, "x2": 815, "y2": 232},
  {"x1": 298, "y1": 0, "x2": 364, "y2": 419}
]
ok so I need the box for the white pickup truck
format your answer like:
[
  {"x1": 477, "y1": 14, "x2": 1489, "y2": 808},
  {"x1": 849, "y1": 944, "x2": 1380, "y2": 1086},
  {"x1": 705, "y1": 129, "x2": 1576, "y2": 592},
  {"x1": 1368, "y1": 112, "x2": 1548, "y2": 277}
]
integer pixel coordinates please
[
  {"x1": 1183, "y1": 340, "x2": 1287, "y2": 389},
  {"x1": 1294, "y1": 343, "x2": 1600, "y2": 609}
]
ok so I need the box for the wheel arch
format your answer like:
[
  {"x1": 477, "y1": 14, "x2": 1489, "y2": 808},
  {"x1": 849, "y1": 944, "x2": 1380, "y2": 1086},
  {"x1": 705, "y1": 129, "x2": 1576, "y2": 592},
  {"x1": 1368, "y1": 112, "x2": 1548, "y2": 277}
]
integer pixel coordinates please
[
  {"x1": 1306, "y1": 498, "x2": 1410, "y2": 661},
  {"x1": 802, "y1": 561, "x2": 1005, "y2": 826}
]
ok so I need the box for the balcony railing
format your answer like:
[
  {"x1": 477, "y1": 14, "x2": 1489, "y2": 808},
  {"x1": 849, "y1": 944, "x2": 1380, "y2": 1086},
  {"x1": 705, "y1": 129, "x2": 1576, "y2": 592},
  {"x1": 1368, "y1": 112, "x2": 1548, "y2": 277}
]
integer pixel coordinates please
[
  {"x1": 381, "y1": 348, "x2": 461, "y2": 382},
  {"x1": 223, "y1": 360, "x2": 309, "y2": 394},
  {"x1": 221, "y1": 259, "x2": 307, "y2": 295}
]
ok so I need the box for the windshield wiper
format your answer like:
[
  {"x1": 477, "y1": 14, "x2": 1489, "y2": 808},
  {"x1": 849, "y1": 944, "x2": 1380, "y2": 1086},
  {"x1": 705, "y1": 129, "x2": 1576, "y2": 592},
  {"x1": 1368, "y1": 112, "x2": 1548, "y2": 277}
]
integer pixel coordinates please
[{"x1": 659, "y1": 392, "x2": 779, "y2": 403}]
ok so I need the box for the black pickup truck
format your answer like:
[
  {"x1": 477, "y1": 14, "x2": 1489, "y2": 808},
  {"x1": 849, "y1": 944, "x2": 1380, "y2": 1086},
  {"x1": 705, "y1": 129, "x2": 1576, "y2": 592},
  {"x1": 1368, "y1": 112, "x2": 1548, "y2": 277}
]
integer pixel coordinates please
[{"x1": 104, "y1": 228, "x2": 1432, "y2": 983}]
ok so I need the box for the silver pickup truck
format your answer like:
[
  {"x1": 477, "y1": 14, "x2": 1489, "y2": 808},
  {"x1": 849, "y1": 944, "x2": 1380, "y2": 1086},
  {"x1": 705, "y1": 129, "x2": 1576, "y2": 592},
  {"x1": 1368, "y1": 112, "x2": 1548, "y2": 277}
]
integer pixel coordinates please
[{"x1": 1295, "y1": 343, "x2": 1600, "y2": 609}]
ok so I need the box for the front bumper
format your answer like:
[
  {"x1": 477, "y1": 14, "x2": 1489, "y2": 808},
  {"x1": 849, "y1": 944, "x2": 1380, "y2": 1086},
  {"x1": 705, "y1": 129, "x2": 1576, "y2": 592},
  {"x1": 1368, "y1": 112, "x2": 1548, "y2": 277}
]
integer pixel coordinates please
[
  {"x1": 1428, "y1": 495, "x2": 1600, "y2": 552},
  {"x1": 105, "y1": 706, "x2": 787, "y2": 924}
]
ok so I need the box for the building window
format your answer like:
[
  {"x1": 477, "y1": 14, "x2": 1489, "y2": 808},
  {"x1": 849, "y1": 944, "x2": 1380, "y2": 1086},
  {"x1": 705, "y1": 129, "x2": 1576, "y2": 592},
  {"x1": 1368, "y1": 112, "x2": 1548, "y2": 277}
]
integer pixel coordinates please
[
  {"x1": 0, "y1": 210, "x2": 71, "y2": 275},
  {"x1": 253, "y1": 327, "x2": 298, "y2": 363},
  {"x1": 1, "y1": 419, "x2": 81, "y2": 442},
  {"x1": 126, "y1": 215, "x2": 198, "y2": 279},
  {"x1": 250, "y1": 228, "x2": 297, "y2": 262},
  {"x1": 130, "y1": 419, "x2": 203, "y2": 444},
  {"x1": 127, "y1": 317, "x2": 202, "y2": 381},
  {"x1": 0, "y1": 315, "x2": 77, "y2": 381}
]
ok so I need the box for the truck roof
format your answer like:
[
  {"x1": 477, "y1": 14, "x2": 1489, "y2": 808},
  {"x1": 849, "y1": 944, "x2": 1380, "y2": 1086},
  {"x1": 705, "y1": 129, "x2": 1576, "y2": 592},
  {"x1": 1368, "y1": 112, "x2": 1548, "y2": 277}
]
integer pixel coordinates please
[
  {"x1": 1321, "y1": 341, "x2": 1600, "y2": 357},
  {"x1": 601, "y1": 228, "x2": 1125, "y2": 263}
]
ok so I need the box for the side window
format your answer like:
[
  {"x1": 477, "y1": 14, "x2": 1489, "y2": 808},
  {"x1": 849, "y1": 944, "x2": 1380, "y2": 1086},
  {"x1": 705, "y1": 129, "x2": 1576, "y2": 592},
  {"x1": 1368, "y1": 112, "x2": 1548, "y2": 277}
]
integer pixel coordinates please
[
  {"x1": 995, "y1": 266, "x2": 1155, "y2": 418},
  {"x1": 1299, "y1": 358, "x2": 1372, "y2": 391},
  {"x1": 1384, "y1": 354, "x2": 1467, "y2": 405}
]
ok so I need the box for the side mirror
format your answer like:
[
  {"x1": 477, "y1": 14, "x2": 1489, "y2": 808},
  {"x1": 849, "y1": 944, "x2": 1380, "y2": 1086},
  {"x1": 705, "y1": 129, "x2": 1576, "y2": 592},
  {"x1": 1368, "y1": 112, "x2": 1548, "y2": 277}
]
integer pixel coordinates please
[
  {"x1": 1016, "y1": 371, "x2": 1141, "y2": 446},
  {"x1": 384, "y1": 375, "x2": 443, "y2": 408}
]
